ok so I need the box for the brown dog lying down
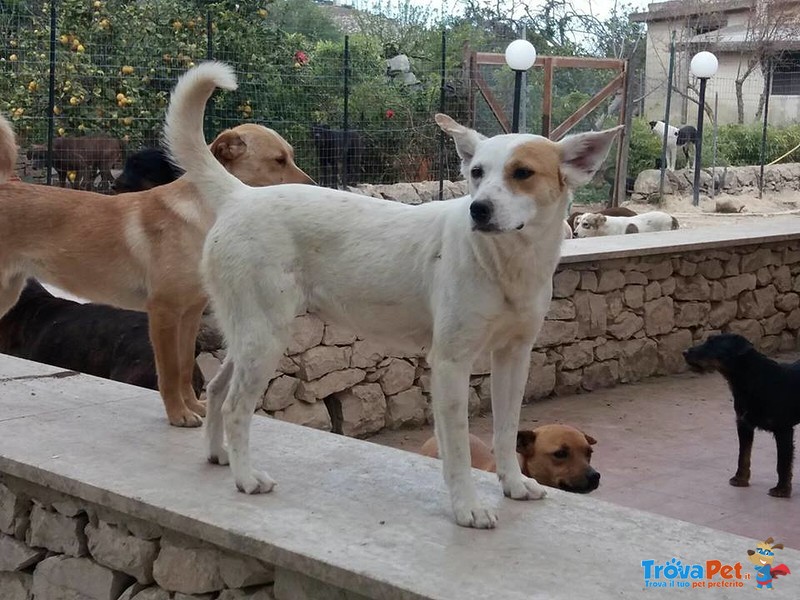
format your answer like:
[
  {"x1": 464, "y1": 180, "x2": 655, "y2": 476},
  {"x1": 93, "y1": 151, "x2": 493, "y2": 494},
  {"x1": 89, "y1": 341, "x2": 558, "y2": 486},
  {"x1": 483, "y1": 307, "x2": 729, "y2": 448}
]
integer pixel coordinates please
[
  {"x1": 0, "y1": 108, "x2": 313, "y2": 428},
  {"x1": 566, "y1": 206, "x2": 637, "y2": 232},
  {"x1": 420, "y1": 424, "x2": 600, "y2": 493}
]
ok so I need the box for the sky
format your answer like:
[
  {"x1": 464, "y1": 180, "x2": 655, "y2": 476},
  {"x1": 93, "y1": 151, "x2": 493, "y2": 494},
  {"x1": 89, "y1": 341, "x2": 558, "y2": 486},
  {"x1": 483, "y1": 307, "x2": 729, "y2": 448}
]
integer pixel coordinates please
[{"x1": 394, "y1": 0, "x2": 651, "y2": 21}]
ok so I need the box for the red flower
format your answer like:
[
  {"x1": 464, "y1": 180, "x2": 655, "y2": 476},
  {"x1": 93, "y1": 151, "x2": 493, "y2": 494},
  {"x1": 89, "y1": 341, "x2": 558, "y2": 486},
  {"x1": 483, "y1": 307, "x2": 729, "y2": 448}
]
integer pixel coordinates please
[
  {"x1": 385, "y1": 109, "x2": 395, "y2": 119},
  {"x1": 294, "y1": 50, "x2": 308, "y2": 65}
]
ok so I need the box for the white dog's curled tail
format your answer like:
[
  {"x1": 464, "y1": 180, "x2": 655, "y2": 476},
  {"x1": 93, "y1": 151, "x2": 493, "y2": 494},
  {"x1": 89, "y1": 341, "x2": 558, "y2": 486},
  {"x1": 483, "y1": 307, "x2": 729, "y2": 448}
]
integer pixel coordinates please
[
  {"x1": 163, "y1": 61, "x2": 243, "y2": 205},
  {"x1": 0, "y1": 113, "x2": 17, "y2": 185}
]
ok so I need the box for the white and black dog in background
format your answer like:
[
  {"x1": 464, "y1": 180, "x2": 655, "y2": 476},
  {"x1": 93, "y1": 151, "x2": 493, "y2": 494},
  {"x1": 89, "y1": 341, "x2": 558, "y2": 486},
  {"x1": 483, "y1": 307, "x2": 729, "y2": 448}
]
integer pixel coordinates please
[{"x1": 649, "y1": 120, "x2": 698, "y2": 171}]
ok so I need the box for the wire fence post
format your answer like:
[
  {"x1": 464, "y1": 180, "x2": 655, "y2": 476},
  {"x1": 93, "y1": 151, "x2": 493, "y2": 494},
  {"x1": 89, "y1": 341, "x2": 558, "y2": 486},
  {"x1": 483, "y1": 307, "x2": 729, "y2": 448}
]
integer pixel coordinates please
[
  {"x1": 711, "y1": 92, "x2": 719, "y2": 199},
  {"x1": 46, "y1": 0, "x2": 57, "y2": 186},
  {"x1": 438, "y1": 29, "x2": 446, "y2": 201},
  {"x1": 658, "y1": 31, "x2": 676, "y2": 199},
  {"x1": 759, "y1": 59, "x2": 773, "y2": 200},
  {"x1": 342, "y1": 35, "x2": 350, "y2": 190}
]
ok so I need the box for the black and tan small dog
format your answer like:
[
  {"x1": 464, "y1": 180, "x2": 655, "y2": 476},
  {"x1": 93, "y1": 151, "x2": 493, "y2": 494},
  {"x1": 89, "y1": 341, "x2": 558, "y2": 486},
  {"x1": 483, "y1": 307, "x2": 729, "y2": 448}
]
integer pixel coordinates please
[{"x1": 683, "y1": 333, "x2": 800, "y2": 497}]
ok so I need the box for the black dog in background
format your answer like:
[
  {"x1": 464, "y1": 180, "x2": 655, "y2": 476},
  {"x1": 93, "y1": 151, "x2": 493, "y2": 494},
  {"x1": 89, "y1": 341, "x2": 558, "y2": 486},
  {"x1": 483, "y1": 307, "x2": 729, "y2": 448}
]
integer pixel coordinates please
[
  {"x1": 0, "y1": 280, "x2": 204, "y2": 395},
  {"x1": 113, "y1": 147, "x2": 184, "y2": 193},
  {"x1": 684, "y1": 333, "x2": 800, "y2": 497},
  {"x1": 310, "y1": 124, "x2": 363, "y2": 188}
]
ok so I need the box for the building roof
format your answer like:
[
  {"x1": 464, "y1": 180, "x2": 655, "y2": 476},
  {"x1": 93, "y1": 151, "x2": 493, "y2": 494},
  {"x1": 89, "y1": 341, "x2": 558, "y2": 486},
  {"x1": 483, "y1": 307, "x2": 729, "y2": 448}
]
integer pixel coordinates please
[
  {"x1": 687, "y1": 22, "x2": 800, "y2": 50},
  {"x1": 630, "y1": 0, "x2": 753, "y2": 23}
]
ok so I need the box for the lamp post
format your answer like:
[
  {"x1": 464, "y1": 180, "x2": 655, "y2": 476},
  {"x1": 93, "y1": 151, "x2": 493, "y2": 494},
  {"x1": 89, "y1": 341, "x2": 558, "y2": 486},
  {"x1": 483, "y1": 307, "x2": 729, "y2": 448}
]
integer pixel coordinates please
[
  {"x1": 690, "y1": 51, "x2": 718, "y2": 206},
  {"x1": 505, "y1": 39, "x2": 537, "y2": 133}
]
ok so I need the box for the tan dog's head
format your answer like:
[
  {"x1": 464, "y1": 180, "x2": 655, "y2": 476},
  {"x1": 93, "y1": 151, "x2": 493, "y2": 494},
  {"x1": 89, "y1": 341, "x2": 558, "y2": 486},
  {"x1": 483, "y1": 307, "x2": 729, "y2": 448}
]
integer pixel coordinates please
[
  {"x1": 574, "y1": 212, "x2": 606, "y2": 237},
  {"x1": 210, "y1": 123, "x2": 314, "y2": 186},
  {"x1": 435, "y1": 114, "x2": 621, "y2": 234},
  {"x1": 747, "y1": 537, "x2": 784, "y2": 566},
  {"x1": 517, "y1": 424, "x2": 600, "y2": 493}
]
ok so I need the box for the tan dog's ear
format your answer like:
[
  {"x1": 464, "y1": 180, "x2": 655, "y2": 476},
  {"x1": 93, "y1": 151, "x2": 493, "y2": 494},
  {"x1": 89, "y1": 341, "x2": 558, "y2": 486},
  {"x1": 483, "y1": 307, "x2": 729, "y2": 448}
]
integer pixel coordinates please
[
  {"x1": 625, "y1": 223, "x2": 639, "y2": 234},
  {"x1": 747, "y1": 549, "x2": 755, "y2": 556},
  {"x1": 516, "y1": 430, "x2": 537, "y2": 457},
  {"x1": 773, "y1": 543, "x2": 784, "y2": 550},
  {"x1": 583, "y1": 432, "x2": 598, "y2": 445},
  {"x1": 435, "y1": 113, "x2": 486, "y2": 166},
  {"x1": 211, "y1": 130, "x2": 247, "y2": 164},
  {"x1": 598, "y1": 214, "x2": 607, "y2": 224},
  {"x1": 558, "y1": 125, "x2": 623, "y2": 188}
]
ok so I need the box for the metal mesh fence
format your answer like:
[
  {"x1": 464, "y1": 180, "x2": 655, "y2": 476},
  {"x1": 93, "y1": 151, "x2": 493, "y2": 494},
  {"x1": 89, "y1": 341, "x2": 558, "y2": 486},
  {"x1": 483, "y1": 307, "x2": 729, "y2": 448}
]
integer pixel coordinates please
[{"x1": 0, "y1": 1, "x2": 634, "y2": 196}]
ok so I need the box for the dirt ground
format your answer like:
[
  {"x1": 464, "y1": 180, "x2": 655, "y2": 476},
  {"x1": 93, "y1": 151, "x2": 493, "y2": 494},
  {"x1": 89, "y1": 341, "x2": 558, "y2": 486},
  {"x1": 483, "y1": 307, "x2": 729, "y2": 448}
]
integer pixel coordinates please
[{"x1": 615, "y1": 189, "x2": 800, "y2": 229}]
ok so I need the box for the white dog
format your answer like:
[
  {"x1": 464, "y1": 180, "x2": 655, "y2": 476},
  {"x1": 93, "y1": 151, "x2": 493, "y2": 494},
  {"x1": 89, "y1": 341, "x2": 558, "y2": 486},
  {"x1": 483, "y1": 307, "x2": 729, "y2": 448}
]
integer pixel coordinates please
[
  {"x1": 574, "y1": 211, "x2": 679, "y2": 237},
  {"x1": 164, "y1": 62, "x2": 621, "y2": 529}
]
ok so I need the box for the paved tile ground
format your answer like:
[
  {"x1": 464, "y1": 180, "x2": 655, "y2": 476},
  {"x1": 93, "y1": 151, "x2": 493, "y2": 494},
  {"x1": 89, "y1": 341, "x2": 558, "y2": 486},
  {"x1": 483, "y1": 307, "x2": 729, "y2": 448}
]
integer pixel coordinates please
[{"x1": 368, "y1": 358, "x2": 800, "y2": 550}]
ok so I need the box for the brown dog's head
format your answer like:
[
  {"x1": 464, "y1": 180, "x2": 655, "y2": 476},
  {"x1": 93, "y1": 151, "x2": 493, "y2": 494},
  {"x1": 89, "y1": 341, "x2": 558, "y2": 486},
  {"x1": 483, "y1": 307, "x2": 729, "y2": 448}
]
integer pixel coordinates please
[
  {"x1": 517, "y1": 424, "x2": 600, "y2": 493},
  {"x1": 210, "y1": 123, "x2": 314, "y2": 187}
]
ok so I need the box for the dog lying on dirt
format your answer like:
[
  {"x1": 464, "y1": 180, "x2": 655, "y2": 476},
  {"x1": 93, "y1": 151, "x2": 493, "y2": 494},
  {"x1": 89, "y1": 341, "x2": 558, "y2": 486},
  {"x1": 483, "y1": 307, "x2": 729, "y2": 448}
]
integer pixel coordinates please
[
  {"x1": 28, "y1": 135, "x2": 123, "y2": 191},
  {"x1": 163, "y1": 62, "x2": 620, "y2": 528},
  {"x1": 420, "y1": 424, "x2": 600, "y2": 493},
  {"x1": 574, "y1": 210, "x2": 678, "y2": 237},
  {"x1": 0, "y1": 279, "x2": 204, "y2": 394},
  {"x1": 566, "y1": 206, "x2": 636, "y2": 232},
  {"x1": 0, "y1": 108, "x2": 313, "y2": 428},
  {"x1": 683, "y1": 333, "x2": 800, "y2": 498},
  {"x1": 113, "y1": 147, "x2": 184, "y2": 193}
]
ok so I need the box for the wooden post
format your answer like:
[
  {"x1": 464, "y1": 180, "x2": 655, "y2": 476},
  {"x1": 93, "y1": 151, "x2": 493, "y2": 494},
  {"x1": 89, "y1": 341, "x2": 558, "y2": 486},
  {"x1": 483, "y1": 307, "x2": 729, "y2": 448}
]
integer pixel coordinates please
[{"x1": 541, "y1": 58, "x2": 554, "y2": 138}]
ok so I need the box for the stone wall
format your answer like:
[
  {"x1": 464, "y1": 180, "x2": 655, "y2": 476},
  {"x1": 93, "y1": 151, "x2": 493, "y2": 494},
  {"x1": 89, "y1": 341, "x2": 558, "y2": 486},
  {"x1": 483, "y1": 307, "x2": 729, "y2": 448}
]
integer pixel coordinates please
[
  {"x1": 0, "y1": 475, "x2": 280, "y2": 600},
  {"x1": 632, "y1": 163, "x2": 800, "y2": 200},
  {"x1": 195, "y1": 234, "x2": 800, "y2": 439}
]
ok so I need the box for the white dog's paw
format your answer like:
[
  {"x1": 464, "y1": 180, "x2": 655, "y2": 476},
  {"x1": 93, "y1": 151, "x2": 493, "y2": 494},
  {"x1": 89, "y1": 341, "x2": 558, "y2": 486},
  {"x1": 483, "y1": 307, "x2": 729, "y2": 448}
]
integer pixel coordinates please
[
  {"x1": 207, "y1": 445, "x2": 229, "y2": 466},
  {"x1": 452, "y1": 500, "x2": 498, "y2": 529},
  {"x1": 235, "y1": 470, "x2": 276, "y2": 494},
  {"x1": 502, "y1": 475, "x2": 547, "y2": 501}
]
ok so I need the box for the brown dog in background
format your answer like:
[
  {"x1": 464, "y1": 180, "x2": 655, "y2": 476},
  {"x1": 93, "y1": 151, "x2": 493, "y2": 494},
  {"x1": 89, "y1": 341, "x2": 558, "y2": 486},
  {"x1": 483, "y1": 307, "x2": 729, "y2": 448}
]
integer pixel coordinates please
[
  {"x1": 0, "y1": 109, "x2": 313, "y2": 427},
  {"x1": 28, "y1": 135, "x2": 123, "y2": 191},
  {"x1": 420, "y1": 424, "x2": 600, "y2": 493}
]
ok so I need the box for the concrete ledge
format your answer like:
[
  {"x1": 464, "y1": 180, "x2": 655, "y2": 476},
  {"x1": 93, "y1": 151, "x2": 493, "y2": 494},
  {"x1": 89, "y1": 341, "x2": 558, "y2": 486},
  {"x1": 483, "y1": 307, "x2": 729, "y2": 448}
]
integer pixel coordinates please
[
  {"x1": 561, "y1": 217, "x2": 800, "y2": 263},
  {"x1": 1, "y1": 355, "x2": 799, "y2": 599}
]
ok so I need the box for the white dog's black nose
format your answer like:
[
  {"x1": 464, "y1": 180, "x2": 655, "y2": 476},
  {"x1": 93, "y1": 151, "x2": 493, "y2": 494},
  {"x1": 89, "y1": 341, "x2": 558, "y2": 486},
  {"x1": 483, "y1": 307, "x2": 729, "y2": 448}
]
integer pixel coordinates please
[{"x1": 470, "y1": 200, "x2": 493, "y2": 226}]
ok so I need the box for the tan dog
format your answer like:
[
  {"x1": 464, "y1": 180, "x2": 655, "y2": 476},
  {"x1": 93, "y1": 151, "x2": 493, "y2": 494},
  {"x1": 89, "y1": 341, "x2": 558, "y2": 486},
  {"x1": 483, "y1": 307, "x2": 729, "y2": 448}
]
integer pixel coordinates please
[
  {"x1": 420, "y1": 424, "x2": 600, "y2": 493},
  {"x1": 0, "y1": 108, "x2": 313, "y2": 427}
]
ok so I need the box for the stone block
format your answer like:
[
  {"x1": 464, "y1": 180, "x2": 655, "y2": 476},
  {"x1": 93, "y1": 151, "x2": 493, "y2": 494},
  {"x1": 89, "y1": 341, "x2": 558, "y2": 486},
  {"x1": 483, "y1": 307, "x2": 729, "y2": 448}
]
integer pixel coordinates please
[
  {"x1": 85, "y1": 521, "x2": 158, "y2": 584},
  {"x1": 697, "y1": 259, "x2": 723, "y2": 279},
  {"x1": 28, "y1": 504, "x2": 87, "y2": 557},
  {"x1": 574, "y1": 291, "x2": 607, "y2": 338},
  {"x1": 623, "y1": 285, "x2": 644, "y2": 309},
  {"x1": 644, "y1": 296, "x2": 674, "y2": 336},
  {"x1": 220, "y1": 551, "x2": 275, "y2": 588},
  {"x1": 335, "y1": 383, "x2": 386, "y2": 438},
  {"x1": 0, "y1": 482, "x2": 30, "y2": 539},
  {"x1": 723, "y1": 273, "x2": 757, "y2": 299},
  {"x1": 625, "y1": 271, "x2": 648, "y2": 285},
  {"x1": 152, "y1": 537, "x2": 225, "y2": 595},
  {"x1": 581, "y1": 361, "x2": 618, "y2": 391},
  {"x1": 579, "y1": 271, "x2": 598, "y2": 291},
  {"x1": 535, "y1": 319, "x2": 578, "y2": 347},
  {"x1": 322, "y1": 323, "x2": 357, "y2": 346},
  {"x1": 552, "y1": 269, "x2": 580, "y2": 298},
  {"x1": 740, "y1": 248, "x2": 774, "y2": 272},
  {"x1": 263, "y1": 376, "x2": 300, "y2": 412},
  {"x1": 597, "y1": 269, "x2": 625, "y2": 292},
  {"x1": 709, "y1": 301, "x2": 738, "y2": 328},
  {"x1": 274, "y1": 567, "x2": 369, "y2": 600},
  {"x1": 524, "y1": 362, "x2": 556, "y2": 400},
  {"x1": 219, "y1": 587, "x2": 275, "y2": 600},
  {"x1": 644, "y1": 281, "x2": 661, "y2": 301},
  {"x1": 605, "y1": 290, "x2": 624, "y2": 320},
  {"x1": 296, "y1": 346, "x2": 352, "y2": 381},
  {"x1": 646, "y1": 259, "x2": 673, "y2": 280},
  {"x1": 606, "y1": 311, "x2": 643, "y2": 340},
  {"x1": 350, "y1": 340, "x2": 386, "y2": 369},
  {"x1": 673, "y1": 275, "x2": 710, "y2": 301},
  {"x1": 385, "y1": 387, "x2": 426, "y2": 429},
  {"x1": 763, "y1": 312, "x2": 787, "y2": 336},
  {"x1": 0, "y1": 572, "x2": 32, "y2": 600},
  {"x1": 656, "y1": 330, "x2": 693, "y2": 374},
  {"x1": 726, "y1": 319, "x2": 763, "y2": 344},
  {"x1": 33, "y1": 555, "x2": 133, "y2": 600},
  {"x1": 617, "y1": 339, "x2": 658, "y2": 382},
  {"x1": 776, "y1": 292, "x2": 800, "y2": 312},
  {"x1": 286, "y1": 315, "x2": 325, "y2": 355},
  {"x1": 274, "y1": 401, "x2": 332, "y2": 431},
  {"x1": 295, "y1": 369, "x2": 366, "y2": 402},
  {"x1": 674, "y1": 302, "x2": 710, "y2": 328},
  {"x1": 554, "y1": 369, "x2": 583, "y2": 396},
  {"x1": 0, "y1": 533, "x2": 45, "y2": 571},
  {"x1": 378, "y1": 358, "x2": 416, "y2": 396},
  {"x1": 546, "y1": 298, "x2": 575, "y2": 320},
  {"x1": 660, "y1": 277, "x2": 676, "y2": 296},
  {"x1": 709, "y1": 281, "x2": 724, "y2": 302},
  {"x1": 559, "y1": 341, "x2": 594, "y2": 370}
]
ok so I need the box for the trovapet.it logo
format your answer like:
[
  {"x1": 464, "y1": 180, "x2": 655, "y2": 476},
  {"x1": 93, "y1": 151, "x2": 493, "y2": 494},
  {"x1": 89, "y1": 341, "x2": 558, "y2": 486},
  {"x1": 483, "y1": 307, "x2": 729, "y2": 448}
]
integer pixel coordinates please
[{"x1": 641, "y1": 536, "x2": 792, "y2": 590}]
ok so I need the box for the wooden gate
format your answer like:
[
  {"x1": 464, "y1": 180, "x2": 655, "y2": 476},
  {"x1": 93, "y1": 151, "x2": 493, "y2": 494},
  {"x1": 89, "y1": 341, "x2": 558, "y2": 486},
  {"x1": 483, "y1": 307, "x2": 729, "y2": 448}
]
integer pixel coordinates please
[{"x1": 465, "y1": 50, "x2": 631, "y2": 205}]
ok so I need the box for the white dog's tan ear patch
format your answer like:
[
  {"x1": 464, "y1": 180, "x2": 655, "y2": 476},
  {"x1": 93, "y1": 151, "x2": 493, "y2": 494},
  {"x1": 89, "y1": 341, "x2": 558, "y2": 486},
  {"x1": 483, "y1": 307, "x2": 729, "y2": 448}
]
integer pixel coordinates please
[
  {"x1": 211, "y1": 130, "x2": 247, "y2": 163},
  {"x1": 435, "y1": 113, "x2": 486, "y2": 164},
  {"x1": 558, "y1": 125, "x2": 623, "y2": 188}
]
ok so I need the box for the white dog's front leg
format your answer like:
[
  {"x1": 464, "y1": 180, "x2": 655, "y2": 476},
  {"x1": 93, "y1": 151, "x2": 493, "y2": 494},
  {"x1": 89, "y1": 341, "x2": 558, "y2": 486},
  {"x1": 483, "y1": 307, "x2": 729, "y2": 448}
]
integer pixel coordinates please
[
  {"x1": 491, "y1": 343, "x2": 546, "y2": 501},
  {"x1": 431, "y1": 358, "x2": 497, "y2": 529}
]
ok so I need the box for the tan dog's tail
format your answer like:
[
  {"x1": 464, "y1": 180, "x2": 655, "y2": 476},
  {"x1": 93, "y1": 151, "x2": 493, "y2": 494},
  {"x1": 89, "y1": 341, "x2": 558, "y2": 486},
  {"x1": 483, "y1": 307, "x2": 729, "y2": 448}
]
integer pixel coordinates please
[
  {"x1": 163, "y1": 61, "x2": 245, "y2": 209},
  {"x1": 0, "y1": 113, "x2": 17, "y2": 185}
]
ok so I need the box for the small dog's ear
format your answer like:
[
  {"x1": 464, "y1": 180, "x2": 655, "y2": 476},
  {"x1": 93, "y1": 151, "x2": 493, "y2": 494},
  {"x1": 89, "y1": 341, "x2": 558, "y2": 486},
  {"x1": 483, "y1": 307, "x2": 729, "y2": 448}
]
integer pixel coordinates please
[
  {"x1": 598, "y1": 214, "x2": 607, "y2": 224},
  {"x1": 583, "y1": 432, "x2": 598, "y2": 446},
  {"x1": 747, "y1": 549, "x2": 755, "y2": 556},
  {"x1": 773, "y1": 543, "x2": 784, "y2": 550},
  {"x1": 210, "y1": 130, "x2": 247, "y2": 164},
  {"x1": 435, "y1": 113, "x2": 486, "y2": 166},
  {"x1": 625, "y1": 223, "x2": 638, "y2": 234},
  {"x1": 516, "y1": 430, "x2": 537, "y2": 456},
  {"x1": 558, "y1": 126, "x2": 623, "y2": 188}
]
